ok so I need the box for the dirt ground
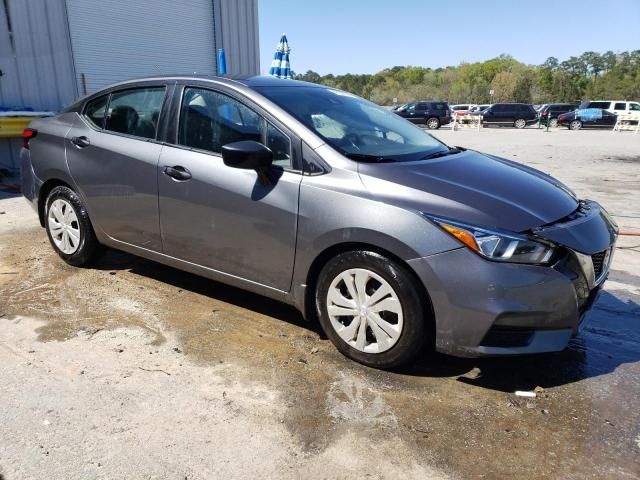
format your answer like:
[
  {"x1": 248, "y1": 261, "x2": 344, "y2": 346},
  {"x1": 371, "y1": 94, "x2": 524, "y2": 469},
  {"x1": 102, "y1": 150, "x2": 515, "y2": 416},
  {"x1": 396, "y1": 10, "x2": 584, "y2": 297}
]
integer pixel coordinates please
[{"x1": 1, "y1": 127, "x2": 639, "y2": 480}]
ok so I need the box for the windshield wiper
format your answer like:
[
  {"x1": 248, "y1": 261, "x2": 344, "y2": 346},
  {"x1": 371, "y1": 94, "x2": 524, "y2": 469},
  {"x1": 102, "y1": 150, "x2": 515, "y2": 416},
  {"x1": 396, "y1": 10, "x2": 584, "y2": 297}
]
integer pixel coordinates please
[
  {"x1": 421, "y1": 147, "x2": 463, "y2": 160},
  {"x1": 344, "y1": 153, "x2": 396, "y2": 163}
]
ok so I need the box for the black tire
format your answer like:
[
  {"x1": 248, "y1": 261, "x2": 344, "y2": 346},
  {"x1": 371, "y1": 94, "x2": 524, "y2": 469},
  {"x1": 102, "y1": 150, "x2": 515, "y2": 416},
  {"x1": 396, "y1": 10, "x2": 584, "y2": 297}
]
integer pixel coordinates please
[
  {"x1": 315, "y1": 251, "x2": 430, "y2": 369},
  {"x1": 45, "y1": 185, "x2": 100, "y2": 267},
  {"x1": 426, "y1": 117, "x2": 440, "y2": 130}
]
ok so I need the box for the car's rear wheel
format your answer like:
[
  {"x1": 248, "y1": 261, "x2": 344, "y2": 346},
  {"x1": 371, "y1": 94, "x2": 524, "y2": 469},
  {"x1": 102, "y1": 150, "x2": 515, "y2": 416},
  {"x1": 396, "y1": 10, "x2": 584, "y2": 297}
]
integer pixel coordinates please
[
  {"x1": 426, "y1": 117, "x2": 440, "y2": 130},
  {"x1": 514, "y1": 118, "x2": 526, "y2": 129},
  {"x1": 315, "y1": 251, "x2": 429, "y2": 368},
  {"x1": 569, "y1": 120, "x2": 582, "y2": 130},
  {"x1": 45, "y1": 186, "x2": 100, "y2": 267},
  {"x1": 550, "y1": 118, "x2": 559, "y2": 128}
]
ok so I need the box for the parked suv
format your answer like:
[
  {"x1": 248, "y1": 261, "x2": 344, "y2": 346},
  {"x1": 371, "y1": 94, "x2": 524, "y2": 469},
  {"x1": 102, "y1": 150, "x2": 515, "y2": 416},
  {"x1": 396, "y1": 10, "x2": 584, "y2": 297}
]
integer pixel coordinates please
[
  {"x1": 393, "y1": 100, "x2": 451, "y2": 129},
  {"x1": 539, "y1": 103, "x2": 578, "y2": 128},
  {"x1": 21, "y1": 76, "x2": 618, "y2": 368},
  {"x1": 482, "y1": 103, "x2": 538, "y2": 128},
  {"x1": 579, "y1": 100, "x2": 640, "y2": 115}
]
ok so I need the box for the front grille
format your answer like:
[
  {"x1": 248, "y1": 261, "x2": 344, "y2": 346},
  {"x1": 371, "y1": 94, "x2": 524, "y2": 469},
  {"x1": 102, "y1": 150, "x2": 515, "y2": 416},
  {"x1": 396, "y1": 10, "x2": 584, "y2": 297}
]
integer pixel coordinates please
[{"x1": 592, "y1": 250, "x2": 608, "y2": 280}]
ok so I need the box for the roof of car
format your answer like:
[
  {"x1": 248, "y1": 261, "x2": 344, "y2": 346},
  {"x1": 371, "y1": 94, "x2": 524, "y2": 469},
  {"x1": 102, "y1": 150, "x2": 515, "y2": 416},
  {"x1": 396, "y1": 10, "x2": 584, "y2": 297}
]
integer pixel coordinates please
[{"x1": 110, "y1": 74, "x2": 326, "y2": 89}]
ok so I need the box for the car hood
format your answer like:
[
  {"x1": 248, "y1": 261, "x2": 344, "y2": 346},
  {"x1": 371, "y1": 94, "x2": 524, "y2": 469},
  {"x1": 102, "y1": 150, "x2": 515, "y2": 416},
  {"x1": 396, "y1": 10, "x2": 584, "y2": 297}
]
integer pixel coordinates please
[{"x1": 358, "y1": 150, "x2": 579, "y2": 233}]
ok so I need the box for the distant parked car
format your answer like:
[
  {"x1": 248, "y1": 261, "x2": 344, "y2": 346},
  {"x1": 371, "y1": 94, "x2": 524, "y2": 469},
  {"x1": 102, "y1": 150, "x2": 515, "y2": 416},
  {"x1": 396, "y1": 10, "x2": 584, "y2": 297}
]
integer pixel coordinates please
[
  {"x1": 558, "y1": 108, "x2": 619, "y2": 130},
  {"x1": 481, "y1": 103, "x2": 538, "y2": 128},
  {"x1": 578, "y1": 100, "x2": 640, "y2": 116},
  {"x1": 469, "y1": 104, "x2": 490, "y2": 115},
  {"x1": 393, "y1": 101, "x2": 451, "y2": 129},
  {"x1": 538, "y1": 103, "x2": 579, "y2": 128},
  {"x1": 451, "y1": 104, "x2": 476, "y2": 116}
]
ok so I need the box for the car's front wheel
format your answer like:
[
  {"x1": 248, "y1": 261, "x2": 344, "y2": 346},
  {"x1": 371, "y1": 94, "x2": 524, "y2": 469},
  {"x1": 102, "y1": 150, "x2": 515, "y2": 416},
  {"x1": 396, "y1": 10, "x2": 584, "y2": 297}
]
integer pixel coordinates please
[
  {"x1": 514, "y1": 118, "x2": 527, "y2": 129},
  {"x1": 569, "y1": 120, "x2": 582, "y2": 130},
  {"x1": 550, "y1": 118, "x2": 559, "y2": 128},
  {"x1": 315, "y1": 251, "x2": 429, "y2": 368},
  {"x1": 426, "y1": 117, "x2": 440, "y2": 130},
  {"x1": 45, "y1": 185, "x2": 100, "y2": 266}
]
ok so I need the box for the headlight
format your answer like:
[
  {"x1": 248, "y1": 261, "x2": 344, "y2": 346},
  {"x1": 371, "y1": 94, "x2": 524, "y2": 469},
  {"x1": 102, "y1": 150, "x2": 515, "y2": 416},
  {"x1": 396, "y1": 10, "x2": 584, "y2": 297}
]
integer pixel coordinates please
[{"x1": 429, "y1": 217, "x2": 556, "y2": 265}]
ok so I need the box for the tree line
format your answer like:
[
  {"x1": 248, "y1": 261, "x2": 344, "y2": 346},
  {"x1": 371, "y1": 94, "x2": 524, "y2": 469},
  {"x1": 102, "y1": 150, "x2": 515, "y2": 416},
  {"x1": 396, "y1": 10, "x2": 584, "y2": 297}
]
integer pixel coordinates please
[{"x1": 294, "y1": 50, "x2": 640, "y2": 105}]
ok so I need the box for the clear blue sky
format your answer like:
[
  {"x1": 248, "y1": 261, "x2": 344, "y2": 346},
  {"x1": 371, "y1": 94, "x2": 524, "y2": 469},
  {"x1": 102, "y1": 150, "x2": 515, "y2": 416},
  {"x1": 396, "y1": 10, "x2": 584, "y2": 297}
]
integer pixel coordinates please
[{"x1": 259, "y1": 0, "x2": 640, "y2": 75}]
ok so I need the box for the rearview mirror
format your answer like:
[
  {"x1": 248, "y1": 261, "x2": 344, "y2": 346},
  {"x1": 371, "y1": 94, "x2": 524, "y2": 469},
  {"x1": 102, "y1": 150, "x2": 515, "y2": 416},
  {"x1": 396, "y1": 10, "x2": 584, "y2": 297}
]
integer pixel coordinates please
[{"x1": 222, "y1": 141, "x2": 273, "y2": 171}]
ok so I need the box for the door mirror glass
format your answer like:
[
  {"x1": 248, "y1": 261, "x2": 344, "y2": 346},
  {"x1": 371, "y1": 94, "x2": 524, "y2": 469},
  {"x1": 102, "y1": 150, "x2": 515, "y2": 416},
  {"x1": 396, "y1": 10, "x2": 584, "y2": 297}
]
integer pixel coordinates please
[{"x1": 222, "y1": 140, "x2": 273, "y2": 171}]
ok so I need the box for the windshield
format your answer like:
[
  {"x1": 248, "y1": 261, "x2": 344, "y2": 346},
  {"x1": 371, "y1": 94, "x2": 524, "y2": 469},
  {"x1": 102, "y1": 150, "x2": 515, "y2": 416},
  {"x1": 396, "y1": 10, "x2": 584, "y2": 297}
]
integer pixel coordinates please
[{"x1": 254, "y1": 86, "x2": 446, "y2": 161}]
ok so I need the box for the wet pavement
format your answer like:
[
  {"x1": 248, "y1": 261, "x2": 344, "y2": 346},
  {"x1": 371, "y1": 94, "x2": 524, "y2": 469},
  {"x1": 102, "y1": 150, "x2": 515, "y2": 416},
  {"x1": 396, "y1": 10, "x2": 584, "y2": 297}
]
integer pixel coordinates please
[{"x1": 1, "y1": 129, "x2": 640, "y2": 479}]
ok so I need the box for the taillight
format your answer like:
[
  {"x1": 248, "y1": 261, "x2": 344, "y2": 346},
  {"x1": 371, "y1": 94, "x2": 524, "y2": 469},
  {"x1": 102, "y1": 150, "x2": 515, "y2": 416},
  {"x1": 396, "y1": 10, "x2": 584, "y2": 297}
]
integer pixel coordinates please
[{"x1": 22, "y1": 128, "x2": 37, "y2": 149}]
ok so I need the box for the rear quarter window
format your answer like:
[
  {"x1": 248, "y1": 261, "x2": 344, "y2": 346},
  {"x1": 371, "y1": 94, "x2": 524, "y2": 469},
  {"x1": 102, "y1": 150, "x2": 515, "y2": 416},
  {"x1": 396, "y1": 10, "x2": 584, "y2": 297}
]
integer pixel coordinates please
[{"x1": 83, "y1": 95, "x2": 109, "y2": 128}]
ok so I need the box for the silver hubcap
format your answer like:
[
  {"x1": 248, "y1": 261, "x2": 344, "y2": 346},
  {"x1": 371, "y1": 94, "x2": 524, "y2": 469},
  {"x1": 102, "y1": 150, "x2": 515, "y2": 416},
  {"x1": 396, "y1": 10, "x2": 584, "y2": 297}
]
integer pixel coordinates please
[
  {"x1": 570, "y1": 121, "x2": 581, "y2": 130},
  {"x1": 48, "y1": 199, "x2": 81, "y2": 254},
  {"x1": 550, "y1": 119, "x2": 558, "y2": 128},
  {"x1": 326, "y1": 268, "x2": 403, "y2": 354},
  {"x1": 515, "y1": 119, "x2": 525, "y2": 128},
  {"x1": 427, "y1": 119, "x2": 438, "y2": 129}
]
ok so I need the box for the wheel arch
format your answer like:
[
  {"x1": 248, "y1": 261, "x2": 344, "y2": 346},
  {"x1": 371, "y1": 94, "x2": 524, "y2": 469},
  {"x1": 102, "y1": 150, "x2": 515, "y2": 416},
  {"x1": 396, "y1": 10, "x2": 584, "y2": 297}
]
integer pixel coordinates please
[
  {"x1": 37, "y1": 178, "x2": 73, "y2": 227},
  {"x1": 303, "y1": 241, "x2": 436, "y2": 346}
]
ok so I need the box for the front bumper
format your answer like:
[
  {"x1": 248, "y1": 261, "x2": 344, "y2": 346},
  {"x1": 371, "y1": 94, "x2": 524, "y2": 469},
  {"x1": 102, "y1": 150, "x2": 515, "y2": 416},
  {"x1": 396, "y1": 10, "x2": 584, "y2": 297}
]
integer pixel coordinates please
[{"x1": 409, "y1": 204, "x2": 616, "y2": 357}]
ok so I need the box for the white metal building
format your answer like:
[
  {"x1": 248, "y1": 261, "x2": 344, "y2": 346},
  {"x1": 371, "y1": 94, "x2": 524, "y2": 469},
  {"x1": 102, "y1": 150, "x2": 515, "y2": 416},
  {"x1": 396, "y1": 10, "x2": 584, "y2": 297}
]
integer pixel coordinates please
[{"x1": 0, "y1": 0, "x2": 260, "y2": 173}]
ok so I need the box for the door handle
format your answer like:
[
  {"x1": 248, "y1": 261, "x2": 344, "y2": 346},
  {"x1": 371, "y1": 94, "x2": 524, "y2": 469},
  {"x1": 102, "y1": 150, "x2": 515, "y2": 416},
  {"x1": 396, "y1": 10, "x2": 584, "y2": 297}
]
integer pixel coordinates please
[
  {"x1": 163, "y1": 165, "x2": 192, "y2": 181},
  {"x1": 71, "y1": 136, "x2": 90, "y2": 148}
]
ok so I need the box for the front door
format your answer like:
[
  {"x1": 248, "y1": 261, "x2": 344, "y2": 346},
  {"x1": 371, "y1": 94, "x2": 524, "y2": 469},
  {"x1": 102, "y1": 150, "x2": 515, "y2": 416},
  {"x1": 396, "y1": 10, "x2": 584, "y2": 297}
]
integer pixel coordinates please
[
  {"x1": 66, "y1": 86, "x2": 167, "y2": 251},
  {"x1": 157, "y1": 86, "x2": 301, "y2": 291}
]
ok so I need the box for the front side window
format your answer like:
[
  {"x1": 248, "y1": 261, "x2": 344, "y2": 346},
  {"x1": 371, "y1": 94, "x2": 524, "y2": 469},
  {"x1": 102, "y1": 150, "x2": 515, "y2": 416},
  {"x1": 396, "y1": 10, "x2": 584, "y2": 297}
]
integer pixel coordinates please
[
  {"x1": 105, "y1": 87, "x2": 165, "y2": 139},
  {"x1": 630, "y1": 103, "x2": 640, "y2": 111},
  {"x1": 84, "y1": 95, "x2": 108, "y2": 128},
  {"x1": 614, "y1": 103, "x2": 626, "y2": 110},
  {"x1": 254, "y1": 86, "x2": 446, "y2": 161},
  {"x1": 178, "y1": 87, "x2": 292, "y2": 168}
]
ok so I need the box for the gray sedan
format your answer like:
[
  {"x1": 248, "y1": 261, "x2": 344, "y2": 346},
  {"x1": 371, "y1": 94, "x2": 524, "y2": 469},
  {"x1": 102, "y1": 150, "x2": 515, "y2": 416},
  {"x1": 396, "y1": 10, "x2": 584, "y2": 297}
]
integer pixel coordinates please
[{"x1": 20, "y1": 76, "x2": 618, "y2": 368}]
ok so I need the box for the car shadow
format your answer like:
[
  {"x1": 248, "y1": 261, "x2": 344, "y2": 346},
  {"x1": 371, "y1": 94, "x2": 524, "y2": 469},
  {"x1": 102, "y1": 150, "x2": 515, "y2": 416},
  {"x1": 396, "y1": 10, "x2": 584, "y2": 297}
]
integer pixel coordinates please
[
  {"x1": 92, "y1": 247, "x2": 323, "y2": 337},
  {"x1": 92, "y1": 248, "x2": 639, "y2": 392}
]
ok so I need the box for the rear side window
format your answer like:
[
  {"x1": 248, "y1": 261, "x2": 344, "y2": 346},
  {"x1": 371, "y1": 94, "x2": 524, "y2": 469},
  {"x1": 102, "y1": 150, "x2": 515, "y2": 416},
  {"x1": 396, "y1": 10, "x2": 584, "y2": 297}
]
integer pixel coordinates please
[
  {"x1": 614, "y1": 102, "x2": 626, "y2": 110},
  {"x1": 105, "y1": 87, "x2": 166, "y2": 139},
  {"x1": 589, "y1": 101, "x2": 610, "y2": 109},
  {"x1": 84, "y1": 95, "x2": 108, "y2": 128},
  {"x1": 178, "y1": 87, "x2": 292, "y2": 168},
  {"x1": 431, "y1": 103, "x2": 447, "y2": 110}
]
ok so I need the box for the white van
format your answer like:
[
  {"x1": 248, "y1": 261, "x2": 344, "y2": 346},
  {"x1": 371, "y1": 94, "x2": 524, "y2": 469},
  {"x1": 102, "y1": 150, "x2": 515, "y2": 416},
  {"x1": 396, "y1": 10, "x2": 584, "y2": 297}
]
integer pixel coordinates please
[{"x1": 579, "y1": 100, "x2": 640, "y2": 115}]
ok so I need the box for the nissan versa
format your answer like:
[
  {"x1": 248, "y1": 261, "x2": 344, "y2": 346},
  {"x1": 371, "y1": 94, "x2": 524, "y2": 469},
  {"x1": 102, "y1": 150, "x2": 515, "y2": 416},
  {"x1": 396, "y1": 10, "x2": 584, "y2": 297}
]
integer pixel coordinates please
[{"x1": 20, "y1": 76, "x2": 618, "y2": 368}]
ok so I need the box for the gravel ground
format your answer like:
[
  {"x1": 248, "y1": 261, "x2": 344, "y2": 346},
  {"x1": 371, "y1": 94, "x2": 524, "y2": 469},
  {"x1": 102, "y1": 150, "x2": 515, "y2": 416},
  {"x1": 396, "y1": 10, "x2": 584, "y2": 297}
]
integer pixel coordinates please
[{"x1": 1, "y1": 127, "x2": 639, "y2": 479}]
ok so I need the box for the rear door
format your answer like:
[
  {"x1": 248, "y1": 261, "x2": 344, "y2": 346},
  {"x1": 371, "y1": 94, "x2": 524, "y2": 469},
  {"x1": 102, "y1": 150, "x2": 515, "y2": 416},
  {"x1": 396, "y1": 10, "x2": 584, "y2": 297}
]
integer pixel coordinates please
[
  {"x1": 157, "y1": 85, "x2": 302, "y2": 291},
  {"x1": 412, "y1": 103, "x2": 428, "y2": 123},
  {"x1": 65, "y1": 84, "x2": 168, "y2": 251}
]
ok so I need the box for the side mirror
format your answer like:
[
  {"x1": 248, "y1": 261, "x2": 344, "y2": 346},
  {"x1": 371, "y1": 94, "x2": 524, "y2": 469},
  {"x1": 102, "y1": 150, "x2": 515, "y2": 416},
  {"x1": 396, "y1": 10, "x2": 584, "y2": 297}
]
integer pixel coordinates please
[{"x1": 222, "y1": 140, "x2": 273, "y2": 171}]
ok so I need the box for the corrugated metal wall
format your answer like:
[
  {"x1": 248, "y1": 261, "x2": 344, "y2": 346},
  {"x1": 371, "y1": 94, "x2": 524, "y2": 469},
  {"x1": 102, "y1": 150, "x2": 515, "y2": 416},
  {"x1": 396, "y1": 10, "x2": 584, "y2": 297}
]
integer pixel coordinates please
[
  {"x1": 0, "y1": 0, "x2": 77, "y2": 172},
  {"x1": 65, "y1": 0, "x2": 218, "y2": 94},
  {"x1": 214, "y1": 0, "x2": 260, "y2": 77},
  {"x1": 0, "y1": 0, "x2": 260, "y2": 174}
]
